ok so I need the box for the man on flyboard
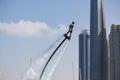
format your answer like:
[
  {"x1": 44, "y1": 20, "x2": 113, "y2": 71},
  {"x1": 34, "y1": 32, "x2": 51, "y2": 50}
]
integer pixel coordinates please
[{"x1": 64, "y1": 21, "x2": 75, "y2": 40}]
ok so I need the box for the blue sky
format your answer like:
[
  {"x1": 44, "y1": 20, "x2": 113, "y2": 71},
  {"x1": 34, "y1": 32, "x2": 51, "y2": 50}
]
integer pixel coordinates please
[{"x1": 0, "y1": 0, "x2": 120, "y2": 80}]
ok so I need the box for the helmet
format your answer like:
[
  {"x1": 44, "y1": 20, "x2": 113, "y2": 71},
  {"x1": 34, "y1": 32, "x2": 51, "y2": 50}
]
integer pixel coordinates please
[{"x1": 72, "y1": 21, "x2": 75, "y2": 24}]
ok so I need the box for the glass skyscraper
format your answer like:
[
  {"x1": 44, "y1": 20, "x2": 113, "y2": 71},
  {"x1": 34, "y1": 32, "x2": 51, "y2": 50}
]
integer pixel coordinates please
[
  {"x1": 79, "y1": 29, "x2": 90, "y2": 80},
  {"x1": 90, "y1": 0, "x2": 108, "y2": 80}
]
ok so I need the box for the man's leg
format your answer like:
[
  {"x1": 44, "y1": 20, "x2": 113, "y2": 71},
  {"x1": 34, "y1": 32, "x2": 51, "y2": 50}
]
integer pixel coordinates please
[
  {"x1": 65, "y1": 31, "x2": 70, "y2": 35},
  {"x1": 69, "y1": 30, "x2": 73, "y2": 38}
]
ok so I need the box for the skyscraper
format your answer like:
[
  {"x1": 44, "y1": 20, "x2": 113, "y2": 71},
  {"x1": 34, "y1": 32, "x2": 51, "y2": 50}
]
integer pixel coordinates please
[
  {"x1": 79, "y1": 29, "x2": 90, "y2": 80},
  {"x1": 90, "y1": 0, "x2": 108, "y2": 80},
  {"x1": 109, "y1": 24, "x2": 120, "y2": 80}
]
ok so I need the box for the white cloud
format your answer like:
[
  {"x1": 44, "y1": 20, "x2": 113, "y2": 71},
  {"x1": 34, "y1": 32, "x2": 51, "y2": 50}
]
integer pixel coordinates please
[{"x1": 0, "y1": 20, "x2": 67, "y2": 36}]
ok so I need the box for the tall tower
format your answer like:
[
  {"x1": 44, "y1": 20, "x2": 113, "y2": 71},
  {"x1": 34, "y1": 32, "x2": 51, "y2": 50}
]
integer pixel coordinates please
[
  {"x1": 79, "y1": 29, "x2": 90, "y2": 80},
  {"x1": 90, "y1": 0, "x2": 108, "y2": 80},
  {"x1": 109, "y1": 24, "x2": 120, "y2": 80}
]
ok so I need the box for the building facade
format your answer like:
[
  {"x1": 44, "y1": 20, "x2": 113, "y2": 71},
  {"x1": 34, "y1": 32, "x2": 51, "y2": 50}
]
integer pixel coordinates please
[
  {"x1": 0, "y1": 72, "x2": 2, "y2": 80},
  {"x1": 108, "y1": 39, "x2": 110, "y2": 80},
  {"x1": 90, "y1": 0, "x2": 108, "y2": 80},
  {"x1": 79, "y1": 29, "x2": 90, "y2": 80},
  {"x1": 109, "y1": 24, "x2": 120, "y2": 80}
]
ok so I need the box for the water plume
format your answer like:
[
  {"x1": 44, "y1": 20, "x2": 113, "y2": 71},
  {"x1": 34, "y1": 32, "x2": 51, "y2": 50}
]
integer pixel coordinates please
[{"x1": 23, "y1": 36, "x2": 63, "y2": 80}]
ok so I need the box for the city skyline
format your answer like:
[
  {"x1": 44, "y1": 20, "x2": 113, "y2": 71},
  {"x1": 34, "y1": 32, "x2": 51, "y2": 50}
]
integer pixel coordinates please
[{"x1": 0, "y1": 0, "x2": 120, "y2": 80}]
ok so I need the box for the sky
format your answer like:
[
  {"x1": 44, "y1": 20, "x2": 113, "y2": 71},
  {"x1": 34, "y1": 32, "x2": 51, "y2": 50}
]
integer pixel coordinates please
[{"x1": 0, "y1": 0, "x2": 120, "y2": 80}]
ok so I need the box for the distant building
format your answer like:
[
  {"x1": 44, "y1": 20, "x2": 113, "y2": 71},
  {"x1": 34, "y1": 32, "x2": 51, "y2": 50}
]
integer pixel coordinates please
[
  {"x1": 108, "y1": 39, "x2": 110, "y2": 80},
  {"x1": 0, "y1": 72, "x2": 2, "y2": 80},
  {"x1": 90, "y1": 0, "x2": 108, "y2": 80},
  {"x1": 109, "y1": 24, "x2": 120, "y2": 80},
  {"x1": 79, "y1": 29, "x2": 90, "y2": 80}
]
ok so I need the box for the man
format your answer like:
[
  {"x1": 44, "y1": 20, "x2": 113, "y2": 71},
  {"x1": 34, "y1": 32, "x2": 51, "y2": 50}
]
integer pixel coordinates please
[{"x1": 64, "y1": 21, "x2": 75, "y2": 39}]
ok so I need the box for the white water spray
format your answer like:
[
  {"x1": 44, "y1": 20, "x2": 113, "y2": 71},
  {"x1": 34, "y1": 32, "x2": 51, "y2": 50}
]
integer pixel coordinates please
[
  {"x1": 41, "y1": 42, "x2": 69, "y2": 80},
  {"x1": 23, "y1": 36, "x2": 63, "y2": 80}
]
